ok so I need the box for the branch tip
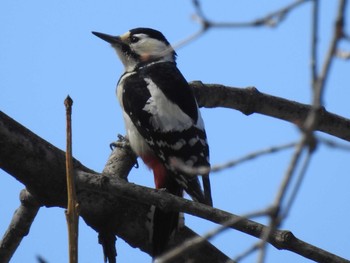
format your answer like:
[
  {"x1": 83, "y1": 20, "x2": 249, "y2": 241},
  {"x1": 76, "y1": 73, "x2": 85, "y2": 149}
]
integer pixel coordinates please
[{"x1": 64, "y1": 95, "x2": 73, "y2": 108}]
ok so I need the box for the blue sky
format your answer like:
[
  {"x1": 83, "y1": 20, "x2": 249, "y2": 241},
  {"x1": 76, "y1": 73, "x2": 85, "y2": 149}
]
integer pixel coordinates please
[{"x1": 1, "y1": 1, "x2": 350, "y2": 262}]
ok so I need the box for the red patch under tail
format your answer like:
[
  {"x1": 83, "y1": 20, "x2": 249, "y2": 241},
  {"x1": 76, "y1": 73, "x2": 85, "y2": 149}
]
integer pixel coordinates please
[{"x1": 142, "y1": 155, "x2": 167, "y2": 189}]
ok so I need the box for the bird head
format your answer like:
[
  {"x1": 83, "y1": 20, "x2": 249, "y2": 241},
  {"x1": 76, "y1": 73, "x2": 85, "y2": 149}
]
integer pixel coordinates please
[{"x1": 92, "y1": 28, "x2": 177, "y2": 72}]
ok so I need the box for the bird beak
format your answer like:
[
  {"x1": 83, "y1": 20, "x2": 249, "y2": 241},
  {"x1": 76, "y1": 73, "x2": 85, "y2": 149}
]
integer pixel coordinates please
[{"x1": 92, "y1": 31, "x2": 122, "y2": 45}]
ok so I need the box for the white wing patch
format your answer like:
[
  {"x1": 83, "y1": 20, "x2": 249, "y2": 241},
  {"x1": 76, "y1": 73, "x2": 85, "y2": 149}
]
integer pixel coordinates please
[
  {"x1": 156, "y1": 139, "x2": 186, "y2": 150},
  {"x1": 143, "y1": 78, "x2": 194, "y2": 132}
]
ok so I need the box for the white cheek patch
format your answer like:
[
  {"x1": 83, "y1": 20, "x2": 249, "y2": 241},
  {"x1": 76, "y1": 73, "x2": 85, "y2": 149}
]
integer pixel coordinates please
[
  {"x1": 131, "y1": 36, "x2": 173, "y2": 62},
  {"x1": 143, "y1": 78, "x2": 193, "y2": 132},
  {"x1": 134, "y1": 37, "x2": 167, "y2": 55}
]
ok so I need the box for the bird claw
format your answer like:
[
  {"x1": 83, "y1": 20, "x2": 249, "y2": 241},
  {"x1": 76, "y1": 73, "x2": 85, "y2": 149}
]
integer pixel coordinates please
[
  {"x1": 117, "y1": 134, "x2": 127, "y2": 142},
  {"x1": 109, "y1": 134, "x2": 130, "y2": 150},
  {"x1": 109, "y1": 142, "x2": 118, "y2": 150}
]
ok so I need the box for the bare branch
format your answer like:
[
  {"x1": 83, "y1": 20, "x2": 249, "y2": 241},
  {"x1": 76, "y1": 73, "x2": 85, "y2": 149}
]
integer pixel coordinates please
[
  {"x1": 156, "y1": 210, "x2": 268, "y2": 263},
  {"x1": 171, "y1": 142, "x2": 297, "y2": 175},
  {"x1": 171, "y1": 26, "x2": 207, "y2": 51},
  {"x1": 282, "y1": 149, "x2": 312, "y2": 219},
  {"x1": 319, "y1": 136, "x2": 350, "y2": 150},
  {"x1": 0, "y1": 110, "x2": 228, "y2": 262},
  {"x1": 192, "y1": 0, "x2": 311, "y2": 29},
  {"x1": 231, "y1": 242, "x2": 260, "y2": 263},
  {"x1": 64, "y1": 96, "x2": 79, "y2": 263},
  {"x1": 0, "y1": 189, "x2": 40, "y2": 263},
  {"x1": 190, "y1": 82, "x2": 350, "y2": 142},
  {"x1": 311, "y1": 0, "x2": 319, "y2": 89},
  {"x1": 313, "y1": 0, "x2": 348, "y2": 104},
  {"x1": 257, "y1": 124, "x2": 315, "y2": 262},
  {"x1": 77, "y1": 171, "x2": 350, "y2": 263}
]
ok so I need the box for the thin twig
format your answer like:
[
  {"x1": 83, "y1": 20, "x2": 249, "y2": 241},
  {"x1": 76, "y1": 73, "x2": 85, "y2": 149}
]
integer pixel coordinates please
[
  {"x1": 171, "y1": 142, "x2": 297, "y2": 175},
  {"x1": 192, "y1": 0, "x2": 311, "y2": 28},
  {"x1": 311, "y1": 0, "x2": 319, "y2": 90},
  {"x1": 192, "y1": 0, "x2": 208, "y2": 24},
  {"x1": 64, "y1": 95, "x2": 79, "y2": 263},
  {"x1": 319, "y1": 136, "x2": 350, "y2": 150},
  {"x1": 230, "y1": 242, "x2": 261, "y2": 263},
  {"x1": 272, "y1": 135, "x2": 313, "y2": 222},
  {"x1": 257, "y1": 133, "x2": 313, "y2": 263},
  {"x1": 155, "y1": 210, "x2": 268, "y2": 263},
  {"x1": 313, "y1": 0, "x2": 347, "y2": 105},
  {"x1": 171, "y1": 26, "x2": 207, "y2": 51},
  {"x1": 211, "y1": 142, "x2": 297, "y2": 172},
  {"x1": 281, "y1": 148, "x2": 312, "y2": 219}
]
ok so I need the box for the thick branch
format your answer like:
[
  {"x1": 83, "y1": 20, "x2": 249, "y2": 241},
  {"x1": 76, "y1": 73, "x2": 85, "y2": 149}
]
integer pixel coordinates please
[
  {"x1": 0, "y1": 111, "x2": 228, "y2": 262},
  {"x1": 0, "y1": 189, "x2": 40, "y2": 263},
  {"x1": 0, "y1": 111, "x2": 95, "y2": 208},
  {"x1": 76, "y1": 171, "x2": 349, "y2": 263},
  {"x1": 191, "y1": 82, "x2": 350, "y2": 142}
]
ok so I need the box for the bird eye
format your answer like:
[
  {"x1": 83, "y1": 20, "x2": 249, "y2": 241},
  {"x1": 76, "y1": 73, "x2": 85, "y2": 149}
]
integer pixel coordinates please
[{"x1": 130, "y1": 36, "x2": 139, "y2": 43}]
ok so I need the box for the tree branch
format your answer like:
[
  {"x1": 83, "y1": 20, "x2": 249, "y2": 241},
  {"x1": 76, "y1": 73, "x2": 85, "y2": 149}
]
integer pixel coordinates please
[
  {"x1": 0, "y1": 110, "x2": 228, "y2": 262},
  {"x1": 0, "y1": 189, "x2": 40, "y2": 263},
  {"x1": 64, "y1": 96, "x2": 79, "y2": 263},
  {"x1": 192, "y1": 0, "x2": 311, "y2": 29},
  {"x1": 190, "y1": 82, "x2": 350, "y2": 142},
  {"x1": 77, "y1": 170, "x2": 350, "y2": 263}
]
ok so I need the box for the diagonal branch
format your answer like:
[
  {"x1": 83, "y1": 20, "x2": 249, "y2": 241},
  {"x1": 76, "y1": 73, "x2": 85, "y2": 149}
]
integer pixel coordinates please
[
  {"x1": 76, "y1": 171, "x2": 350, "y2": 263},
  {"x1": 156, "y1": 209, "x2": 268, "y2": 263},
  {"x1": 0, "y1": 189, "x2": 40, "y2": 263},
  {"x1": 171, "y1": 142, "x2": 297, "y2": 175},
  {"x1": 0, "y1": 110, "x2": 228, "y2": 262}
]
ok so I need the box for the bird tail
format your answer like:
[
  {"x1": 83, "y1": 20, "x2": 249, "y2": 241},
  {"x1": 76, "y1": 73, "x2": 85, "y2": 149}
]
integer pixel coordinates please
[
  {"x1": 142, "y1": 155, "x2": 183, "y2": 256},
  {"x1": 184, "y1": 174, "x2": 212, "y2": 206},
  {"x1": 143, "y1": 155, "x2": 212, "y2": 256},
  {"x1": 152, "y1": 171, "x2": 183, "y2": 257},
  {"x1": 202, "y1": 173, "x2": 213, "y2": 206}
]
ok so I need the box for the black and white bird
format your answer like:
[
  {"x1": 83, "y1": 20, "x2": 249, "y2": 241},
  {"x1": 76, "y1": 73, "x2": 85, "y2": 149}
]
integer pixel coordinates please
[{"x1": 92, "y1": 28, "x2": 212, "y2": 256}]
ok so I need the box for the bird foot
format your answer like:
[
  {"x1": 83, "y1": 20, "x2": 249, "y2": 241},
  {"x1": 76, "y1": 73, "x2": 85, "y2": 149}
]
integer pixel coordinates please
[{"x1": 109, "y1": 134, "x2": 130, "y2": 150}]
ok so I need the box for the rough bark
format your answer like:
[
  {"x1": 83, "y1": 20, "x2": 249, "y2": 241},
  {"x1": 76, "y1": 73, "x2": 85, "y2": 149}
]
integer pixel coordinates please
[
  {"x1": 0, "y1": 110, "x2": 228, "y2": 262},
  {"x1": 191, "y1": 82, "x2": 350, "y2": 142}
]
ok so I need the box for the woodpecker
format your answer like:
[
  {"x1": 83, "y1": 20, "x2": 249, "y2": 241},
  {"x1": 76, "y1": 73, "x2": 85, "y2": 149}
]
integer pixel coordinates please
[{"x1": 92, "y1": 28, "x2": 212, "y2": 256}]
